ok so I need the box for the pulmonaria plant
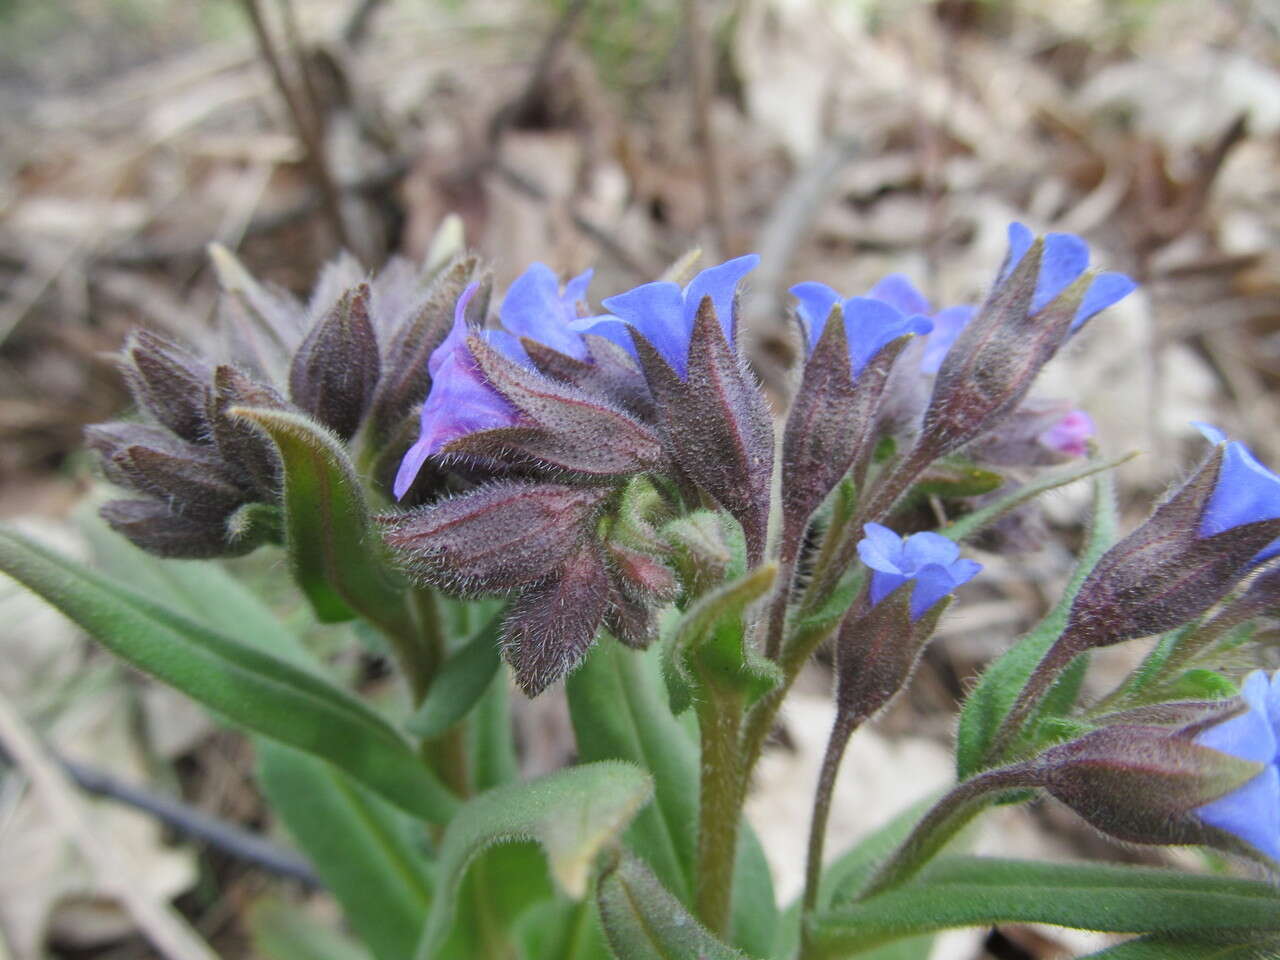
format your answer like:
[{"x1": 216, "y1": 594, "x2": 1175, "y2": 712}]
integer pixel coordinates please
[{"x1": 8, "y1": 215, "x2": 1280, "y2": 960}]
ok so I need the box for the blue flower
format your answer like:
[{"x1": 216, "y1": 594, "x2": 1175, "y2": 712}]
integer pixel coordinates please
[
  {"x1": 393, "y1": 284, "x2": 524, "y2": 499},
  {"x1": 1194, "y1": 670, "x2": 1280, "y2": 862},
  {"x1": 499, "y1": 262, "x2": 592, "y2": 361},
  {"x1": 1001, "y1": 223, "x2": 1136, "y2": 332},
  {"x1": 919, "y1": 305, "x2": 975, "y2": 375},
  {"x1": 1194, "y1": 423, "x2": 1280, "y2": 564},
  {"x1": 856, "y1": 522, "x2": 982, "y2": 621},
  {"x1": 790, "y1": 278, "x2": 934, "y2": 377},
  {"x1": 573, "y1": 254, "x2": 760, "y2": 377}
]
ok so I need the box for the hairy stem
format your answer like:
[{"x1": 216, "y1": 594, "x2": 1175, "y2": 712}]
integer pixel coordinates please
[
  {"x1": 695, "y1": 681, "x2": 745, "y2": 936},
  {"x1": 858, "y1": 763, "x2": 1037, "y2": 899},
  {"x1": 802, "y1": 706, "x2": 861, "y2": 913},
  {"x1": 985, "y1": 639, "x2": 1080, "y2": 764}
]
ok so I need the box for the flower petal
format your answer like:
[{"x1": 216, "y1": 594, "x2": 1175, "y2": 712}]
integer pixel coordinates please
[
  {"x1": 500, "y1": 262, "x2": 589, "y2": 360},
  {"x1": 682, "y1": 253, "x2": 760, "y2": 343},
  {"x1": 790, "y1": 281, "x2": 842, "y2": 355},
  {"x1": 842, "y1": 298, "x2": 933, "y2": 377},
  {"x1": 1196, "y1": 764, "x2": 1280, "y2": 862},
  {"x1": 866, "y1": 273, "x2": 932, "y2": 316},
  {"x1": 1034, "y1": 232, "x2": 1089, "y2": 313},
  {"x1": 600, "y1": 281, "x2": 689, "y2": 375},
  {"x1": 1073, "y1": 271, "x2": 1136, "y2": 331},
  {"x1": 920, "y1": 305, "x2": 975, "y2": 374}
]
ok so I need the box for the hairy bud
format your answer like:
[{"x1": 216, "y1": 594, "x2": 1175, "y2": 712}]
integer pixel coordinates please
[
  {"x1": 209, "y1": 366, "x2": 286, "y2": 499},
  {"x1": 119, "y1": 331, "x2": 213, "y2": 444},
  {"x1": 99, "y1": 499, "x2": 243, "y2": 559},
  {"x1": 289, "y1": 283, "x2": 381, "y2": 439},
  {"x1": 502, "y1": 539, "x2": 611, "y2": 695},
  {"x1": 379, "y1": 482, "x2": 611, "y2": 593}
]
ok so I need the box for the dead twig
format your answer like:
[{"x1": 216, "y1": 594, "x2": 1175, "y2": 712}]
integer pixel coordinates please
[{"x1": 239, "y1": 0, "x2": 350, "y2": 251}]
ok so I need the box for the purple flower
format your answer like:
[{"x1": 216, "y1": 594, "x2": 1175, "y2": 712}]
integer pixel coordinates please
[
  {"x1": 393, "y1": 284, "x2": 523, "y2": 499},
  {"x1": 1038, "y1": 410, "x2": 1095, "y2": 458},
  {"x1": 1194, "y1": 670, "x2": 1280, "y2": 862},
  {"x1": 499, "y1": 262, "x2": 592, "y2": 361},
  {"x1": 856, "y1": 523, "x2": 982, "y2": 620},
  {"x1": 1001, "y1": 223, "x2": 1136, "y2": 332},
  {"x1": 1195, "y1": 423, "x2": 1280, "y2": 564},
  {"x1": 573, "y1": 254, "x2": 760, "y2": 377},
  {"x1": 790, "y1": 279, "x2": 934, "y2": 377}
]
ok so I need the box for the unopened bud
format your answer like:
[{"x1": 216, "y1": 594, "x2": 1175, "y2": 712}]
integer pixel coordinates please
[
  {"x1": 289, "y1": 283, "x2": 381, "y2": 440},
  {"x1": 119, "y1": 331, "x2": 213, "y2": 443},
  {"x1": 99, "y1": 499, "x2": 242, "y2": 559},
  {"x1": 380, "y1": 482, "x2": 611, "y2": 593},
  {"x1": 502, "y1": 539, "x2": 611, "y2": 696},
  {"x1": 210, "y1": 366, "x2": 285, "y2": 499}
]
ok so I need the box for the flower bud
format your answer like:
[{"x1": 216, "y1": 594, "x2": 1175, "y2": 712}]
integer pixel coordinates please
[
  {"x1": 660, "y1": 511, "x2": 739, "y2": 599},
  {"x1": 501, "y1": 538, "x2": 611, "y2": 695},
  {"x1": 1032, "y1": 716, "x2": 1273, "y2": 859},
  {"x1": 379, "y1": 482, "x2": 611, "y2": 594},
  {"x1": 289, "y1": 282, "x2": 381, "y2": 440},
  {"x1": 448, "y1": 334, "x2": 663, "y2": 478},
  {"x1": 779, "y1": 299, "x2": 917, "y2": 556},
  {"x1": 209, "y1": 365, "x2": 285, "y2": 499},
  {"x1": 99, "y1": 499, "x2": 243, "y2": 559},
  {"x1": 86, "y1": 424, "x2": 247, "y2": 522},
  {"x1": 119, "y1": 331, "x2": 213, "y2": 444},
  {"x1": 920, "y1": 226, "x2": 1134, "y2": 460},
  {"x1": 367, "y1": 254, "x2": 477, "y2": 444},
  {"x1": 1064, "y1": 433, "x2": 1280, "y2": 650}
]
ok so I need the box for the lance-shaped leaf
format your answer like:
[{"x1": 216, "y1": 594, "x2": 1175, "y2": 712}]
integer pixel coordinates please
[
  {"x1": 381, "y1": 482, "x2": 610, "y2": 594},
  {"x1": 414, "y1": 762, "x2": 653, "y2": 960},
  {"x1": 955, "y1": 469, "x2": 1118, "y2": 779},
  {"x1": 232, "y1": 407, "x2": 409, "y2": 629},
  {"x1": 781, "y1": 311, "x2": 911, "y2": 557},
  {"x1": 635, "y1": 300, "x2": 774, "y2": 563},
  {"x1": 596, "y1": 852, "x2": 747, "y2": 960},
  {"x1": 1078, "y1": 933, "x2": 1280, "y2": 959},
  {"x1": 289, "y1": 283, "x2": 382, "y2": 440},
  {"x1": 368, "y1": 255, "x2": 477, "y2": 444},
  {"x1": 407, "y1": 611, "x2": 503, "y2": 737},
  {"x1": 455, "y1": 336, "x2": 662, "y2": 478},
  {"x1": 805, "y1": 857, "x2": 1280, "y2": 958},
  {"x1": 119, "y1": 330, "x2": 213, "y2": 443},
  {"x1": 940, "y1": 450, "x2": 1136, "y2": 544},
  {"x1": 502, "y1": 539, "x2": 612, "y2": 696},
  {"x1": 258, "y1": 742, "x2": 433, "y2": 960},
  {"x1": 664, "y1": 563, "x2": 780, "y2": 713},
  {"x1": 0, "y1": 526, "x2": 458, "y2": 823}
]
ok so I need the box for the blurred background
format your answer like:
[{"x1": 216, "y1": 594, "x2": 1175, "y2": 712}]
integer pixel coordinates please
[{"x1": 1, "y1": 0, "x2": 1278, "y2": 957}]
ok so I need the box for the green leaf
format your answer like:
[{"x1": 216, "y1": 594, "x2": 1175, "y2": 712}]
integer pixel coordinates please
[
  {"x1": 232, "y1": 407, "x2": 409, "y2": 630},
  {"x1": 823, "y1": 794, "x2": 945, "y2": 908},
  {"x1": 466, "y1": 666, "x2": 519, "y2": 792},
  {"x1": 941, "y1": 451, "x2": 1135, "y2": 545},
  {"x1": 511, "y1": 898, "x2": 612, "y2": 960},
  {"x1": 909, "y1": 458, "x2": 1003, "y2": 499},
  {"x1": 0, "y1": 526, "x2": 458, "y2": 824},
  {"x1": 664, "y1": 563, "x2": 780, "y2": 713},
  {"x1": 568, "y1": 641, "x2": 698, "y2": 903},
  {"x1": 1079, "y1": 933, "x2": 1280, "y2": 959},
  {"x1": 247, "y1": 897, "x2": 372, "y2": 960},
  {"x1": 806, "y1": 857, "x2": 1280, "y2": 958},
  {"x1": 732, "y1": 822, "x2": 780, "y2": 959},
  {"x1": 596, "y1": 852, "x2": 747, "y2": 960},
  {"x1": 77, "y1": 500, "x2": 313, "y2": 668},
  {"x1": 415, "y1": 761, "x2": 653, "y2": 959},
  {"x1": 954, "y1": 467, "x2": 1118, "y2": 779},
  {"x1": 258, "y1": 742, "x2": 432, "y2": 960},
  {"x1": 408, "y1": 614, "x2": 502, "y2": 738}
]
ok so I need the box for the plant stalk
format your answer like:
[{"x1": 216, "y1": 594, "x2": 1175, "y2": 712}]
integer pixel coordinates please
[
  {"x1": 802, "y1": 705, "x2": 861, "y2": 914},
  {"x1": 695, "y1": 680, "x2": 746, "y2": 937}
]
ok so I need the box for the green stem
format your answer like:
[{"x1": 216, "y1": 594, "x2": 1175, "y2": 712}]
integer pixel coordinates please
[
  {"x1": 984, "y1": 638, "x2": 1080, "y2": 764},
  {"x1": 694, "y1": 680, "x2": 745, "y2": 937},
  {"x1": 857, "y1": 763, "x2": 1037, "y2": 900},
  {"x1": 802, "y1": 706, "x2": 861, "y2": 914}
]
